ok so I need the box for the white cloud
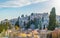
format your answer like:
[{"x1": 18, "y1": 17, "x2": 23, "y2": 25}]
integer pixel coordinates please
[{"x1": 0, "y1": 0, "x2": 48, "y2": 8}]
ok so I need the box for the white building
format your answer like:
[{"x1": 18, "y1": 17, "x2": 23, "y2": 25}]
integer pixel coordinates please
[
  {"x1": 9, "y1": 13, "x2": 49, "y2": 29},
  {"x1": 8, "y1": 13, "x2": 60, "y2": 29}
]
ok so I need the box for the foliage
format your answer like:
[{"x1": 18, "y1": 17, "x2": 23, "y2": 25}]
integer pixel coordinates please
[
  {"x1": 25, "y1": 16, "x2": 30, "y2": 29},
  {"x1": 15, "y1": 17, "x2": 20, "y2": 27},
  {"x1": 15, "y1": 26, "x2": 19, "y2": 30},
  {"x1": 0, "y1": 22, "x2": 11, "y2": 33},
  {"x1": 33, "y1": 18, "x2": 38, "y2": 29},
  {"x1": 21, "y1": 14, "x2": 24, "y2": 17},
  {"x1": 5, "y1": 21, "x2": 12, "y2": 29},
  {"x1": 15, "y1": 20, "x2": 19, "y2": 27},
  {"x1": 25, "y1": 17, "x2": 38, "y2": 29},
  {"x1": 38, "y1": 18, "x2": 42, "y2": 29},
  {"x1": 25, "y1": 21, "x2": 31, "y2": 29},
  {"x1": 0, "y1": 24, "x2": 4, "y2": 33},
  {"x1": 15, "y1": 17, "x2": 20, "y2": 29},
  {"x1": 47, "y1": 7, "x2": 57, "y2": 30},
  {"x1": 31, "y1": 13, "x2": 34, "y2": 16}
]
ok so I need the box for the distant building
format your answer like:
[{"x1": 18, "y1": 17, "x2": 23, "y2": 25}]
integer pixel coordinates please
[
  {"x1": 3, "y1": 13, "x2": 60, "y2": 29},
  {"x1": 9, "y1": 13, "x2": 49, "y2": 29}
]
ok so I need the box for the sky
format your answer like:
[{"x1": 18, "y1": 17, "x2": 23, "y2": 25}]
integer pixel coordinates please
[{"x1": 0, "y1": 0, "x2": 60, "y2": 21}]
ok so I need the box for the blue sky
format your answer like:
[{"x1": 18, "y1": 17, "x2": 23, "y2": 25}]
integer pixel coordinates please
[{"x1": 0, "y1": 0, "x2": 60, "y2": 21}]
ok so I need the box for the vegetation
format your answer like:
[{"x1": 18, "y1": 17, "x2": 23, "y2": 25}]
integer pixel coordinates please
[
  {"x1": 15, "y1": 16, "x2": 20, "y2": 30},
  {"x1": 25, "y1": 15, "x2": 45, "y2": 29},
  {"x1": 34, "y1": 18, "x2": 38, "y2": 29},
  {"x1": 38, "y1": 18, "x2": 42, "y2": 29},
  {"x1": 25, "y1": 16, "x2": 30, "y2": 29},
  {"x1": 47, "y1": 7, "x2": 57, "y2": 30},
  {"x1": 0, "y1": 20, "x2": 11, "y2": 33},
  {"x1": 31, "y1": 13, "x2": 34, "y2": 16},
  {"x1": 25, "y1": 16, "x2": 39, "y2": 29},
  {"x1": 21, "y1": 14, "x2": 24, "y2": 17},
  {"x1": 0, "y1": 24, "x2": 4, "y2": 33}
]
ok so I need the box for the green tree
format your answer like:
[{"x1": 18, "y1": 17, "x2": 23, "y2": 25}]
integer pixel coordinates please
[
  {"x1": 0, "y1": 24, "x2": 4, "y2": 33},
  {"x1": 25, "y1": 16, "x2": 30, "y2": 29},
  {"x1": 21, "y1": 14, "x2": 24, "y2": 17},
  {"x1": 33, "y1": 18, "x2": 38, "y2": 29},
  {"x1": 0, "y1": 22, "x2": 11, "y2": 33},
  {"x1": 31, "y1": 13, "x2": 34, "y2": 16},
  {"x1": 25, "y1": 21, "x2": 31, "y2": 29},
  {"x1": 15, "y1": 17, "x2": 20, "y2": 29},
  {"x1": 38, "y1": 18, "x2": 42, "y2": 29},
  {"x1": 47, "y1": 7, "x2": 57, "y2": 30},
  {"x1": 0, "y1": 19, "x2": 12, "y2": 33},
  {"x1": 5, "y1": 21, "x2": 12, "y2": 29}
]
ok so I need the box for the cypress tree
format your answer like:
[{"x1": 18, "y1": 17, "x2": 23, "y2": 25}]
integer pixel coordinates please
[{"x1": 47, "y1": 7, "x2": 57, "y2": 30}]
